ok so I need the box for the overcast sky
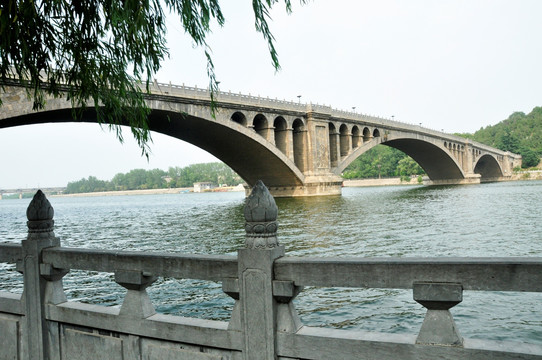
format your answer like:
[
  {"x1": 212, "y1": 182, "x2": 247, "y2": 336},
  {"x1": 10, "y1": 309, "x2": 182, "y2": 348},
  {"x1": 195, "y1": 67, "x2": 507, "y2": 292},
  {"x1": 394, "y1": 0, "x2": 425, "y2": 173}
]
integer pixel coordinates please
[{"x1": 1, "y1": 0, "x2": 541, "y2": 189}]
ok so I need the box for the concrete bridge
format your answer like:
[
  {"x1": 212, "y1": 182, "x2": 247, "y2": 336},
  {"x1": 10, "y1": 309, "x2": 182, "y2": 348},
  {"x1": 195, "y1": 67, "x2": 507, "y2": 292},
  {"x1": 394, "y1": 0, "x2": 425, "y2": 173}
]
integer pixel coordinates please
[
  {"x1": 0, "y1": 187, "x2": 65, "y2": 200},
  {"x1": 1, "y1": 186, "x2": 541, "y2": 359},
  {"x1": 0, "y1": 80, "x2": 522, "y2": 197}
]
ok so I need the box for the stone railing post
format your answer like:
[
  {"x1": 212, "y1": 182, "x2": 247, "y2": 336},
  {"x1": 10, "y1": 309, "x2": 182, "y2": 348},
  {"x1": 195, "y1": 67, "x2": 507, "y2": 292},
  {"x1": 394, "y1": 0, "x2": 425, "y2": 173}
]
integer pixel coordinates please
[
  {"x1": 22, "y1": 190, "x2": 67, "y2": 360},
  {"x1": 413, "y1": 282, "x2": 463, "y2": 346},
  {"x1": 238, "y1": 181, "x2": 285, "y2": 360}
]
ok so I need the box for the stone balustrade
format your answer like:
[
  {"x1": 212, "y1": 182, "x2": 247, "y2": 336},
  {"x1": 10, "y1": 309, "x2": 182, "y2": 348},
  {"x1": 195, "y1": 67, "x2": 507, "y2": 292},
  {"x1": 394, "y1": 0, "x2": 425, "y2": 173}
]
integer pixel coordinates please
[{"x1": 1, "y1": 184, "x2": 541, "y2": 359}]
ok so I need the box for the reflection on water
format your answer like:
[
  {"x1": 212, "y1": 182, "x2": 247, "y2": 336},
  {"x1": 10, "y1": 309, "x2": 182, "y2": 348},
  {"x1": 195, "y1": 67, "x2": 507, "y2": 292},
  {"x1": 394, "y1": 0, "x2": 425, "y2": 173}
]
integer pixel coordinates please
[{"x1": 1, "y1": 181, "x2": 542, "y2": 343}]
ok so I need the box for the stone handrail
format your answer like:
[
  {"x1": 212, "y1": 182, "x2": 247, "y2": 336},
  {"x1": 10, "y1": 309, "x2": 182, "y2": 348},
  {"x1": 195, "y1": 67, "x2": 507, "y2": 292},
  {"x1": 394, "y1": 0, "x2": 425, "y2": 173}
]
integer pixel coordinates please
[
  {"x1": 274, "y1": 256, "x2": 542, "y2": 291},
  {"x1": 41, "y1": 247, "x2": 237, "y2": 281},
  {"x1": 1, "y1": 185, "x2": 541, "y2": 359},
  {"x1": 0, "y1": 243, "x2": 21, "y2": 263}
]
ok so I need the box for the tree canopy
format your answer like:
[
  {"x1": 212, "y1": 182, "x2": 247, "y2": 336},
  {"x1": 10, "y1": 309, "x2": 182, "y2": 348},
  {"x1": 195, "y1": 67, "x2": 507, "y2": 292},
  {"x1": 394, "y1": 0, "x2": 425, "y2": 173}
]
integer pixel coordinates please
[
  {"x1": 65, "y1": 162, "x2": 242, "y2": 193},
  {"x1": 0, "y1": 0, "x2": 303, "y2": 156},
  {"x1": 455, "y1": 107, "x2": 542, "y2": 168},
  {"x1": 342, "y1": 145, "x2": 425, "y2": 180}
]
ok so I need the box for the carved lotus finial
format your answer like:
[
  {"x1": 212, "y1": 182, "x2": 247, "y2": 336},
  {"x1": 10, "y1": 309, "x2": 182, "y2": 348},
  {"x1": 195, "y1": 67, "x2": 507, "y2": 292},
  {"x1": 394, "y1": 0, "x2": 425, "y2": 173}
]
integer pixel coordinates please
[
  {"x1": 26, "y1": 190, "x2": 55, "y2": 238},
  {"x1": 27, "y1": 190, "x2": 54, "y2": 221},
  {"x1": 244, "y1": 181, "x2": 279, "y2": 249},
  {"x1": 244, "y1": 180, "x2": 278, "y2": 223}
]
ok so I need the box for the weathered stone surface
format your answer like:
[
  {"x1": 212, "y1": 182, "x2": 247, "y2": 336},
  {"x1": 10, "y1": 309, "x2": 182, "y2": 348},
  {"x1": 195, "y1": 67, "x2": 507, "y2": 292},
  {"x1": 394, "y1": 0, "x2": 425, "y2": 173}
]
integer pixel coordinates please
[
  {"x1": 61, "y1": 328, "x2": 123, "y2": 360},
  {"x1": 244, "y1": 181, "x2": 280, "y2": 249},
  {"x1": 0, "y1": 82, "x2": 520, "y2": 197},
  {"x1": 0, "y1": 315, "x2": 20, "y2": 360},
  {"x1": 413, "y1": 282, "x2": 463, "y2": 346}
]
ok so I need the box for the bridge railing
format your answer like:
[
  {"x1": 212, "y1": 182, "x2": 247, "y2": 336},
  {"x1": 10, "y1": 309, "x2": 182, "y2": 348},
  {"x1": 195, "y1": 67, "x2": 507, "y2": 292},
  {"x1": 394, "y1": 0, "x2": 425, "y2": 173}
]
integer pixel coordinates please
[
  {"x1": 147, "y1": 81, "x2": 514, "y2": 156},
  {"x1": 1, "y1": 188, "x2": 540, "y2": 359}
]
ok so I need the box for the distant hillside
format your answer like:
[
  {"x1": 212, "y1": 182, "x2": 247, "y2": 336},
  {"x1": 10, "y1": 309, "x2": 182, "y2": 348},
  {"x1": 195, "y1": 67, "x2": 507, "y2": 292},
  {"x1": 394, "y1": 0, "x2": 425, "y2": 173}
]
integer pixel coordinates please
[{"x1": 455, "y1": 107, "x2": 542, "y2": 168}]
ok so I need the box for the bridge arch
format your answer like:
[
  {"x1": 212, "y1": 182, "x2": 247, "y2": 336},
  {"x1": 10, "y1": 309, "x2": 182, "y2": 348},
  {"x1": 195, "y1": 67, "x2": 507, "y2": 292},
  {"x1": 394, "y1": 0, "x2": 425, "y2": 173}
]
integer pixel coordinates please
[
  {"x1": 231, "y1": 111, "x2": 247, "y2": 127},
  {"x1": 253, "y1": 114, "x2": 269, "y2": 140},
  {"x1": 329, "y1": 123, "x2": 339, "y2": 166},
  {"x1": 336, "y1": 136, "x2": 465, "y2": 181},
  {"x1": 363, "y1": 127, "x2": 371, "y2": 142},
  {"x1": 339, "y1": 124, "x2": 349, "y2": 158},
  {"x1": 474, "y1": 154, "x2": 504, "y2": 180},
  {"x1": 352, "y1": 126, "x2": 361, "y2": 149},
  {"x1": 273, "y1": 116, "x2": 288, "y2": 155},
  {"x1": 1, "y1": 104, "x2": 305, "y2": 189},
  {"x1": 292, "y1": 118, "x2": 306, "y2": 171}
]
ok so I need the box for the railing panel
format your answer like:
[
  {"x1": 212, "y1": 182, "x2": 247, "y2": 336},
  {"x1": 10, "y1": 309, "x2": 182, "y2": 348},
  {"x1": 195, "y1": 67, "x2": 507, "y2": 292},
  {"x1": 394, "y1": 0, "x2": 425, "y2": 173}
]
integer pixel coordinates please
[
  {"x1": 274, "y1": 257, "x2": 542, "y2": 292},
  {"x1": 276, "y1": 327, "x2": 542, "y2": 360},
  {"x1": 0, "y1": 291, "x2": 22, "y2": 315},
  {"x1": 42, "y1": 247, "x2": 238, "y2": 281},
  {"x1": 46, "y1": 302, "x2": 243, "y2": 351},
  {"x1": 0, "y1": 243, "x2": 22, "y2": 263}
]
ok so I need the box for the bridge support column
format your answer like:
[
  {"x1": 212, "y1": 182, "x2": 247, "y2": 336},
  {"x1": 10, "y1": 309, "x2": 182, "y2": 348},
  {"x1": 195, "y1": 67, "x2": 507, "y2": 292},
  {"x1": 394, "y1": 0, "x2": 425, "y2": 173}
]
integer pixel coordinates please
[{"x1": 284, "y1": 127, "x2": 295, "y2": 161}]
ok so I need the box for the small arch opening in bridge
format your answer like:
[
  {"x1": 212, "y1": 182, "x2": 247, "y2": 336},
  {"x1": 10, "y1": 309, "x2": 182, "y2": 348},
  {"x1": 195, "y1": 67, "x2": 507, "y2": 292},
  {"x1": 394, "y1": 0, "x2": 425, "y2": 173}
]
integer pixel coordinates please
[
  {"x1": 273, "y1": 116, "x2": 288, "y2": 155},
  {"x1": 329, "y1": 123, "x2": 338, "y2": 167},
  {"x1": 351, "y1": 126, "x2": 361, "y2": 149},
  {"x1": 339, "y1": 124, "x2": 350, "y2": 158},
  {"x1": 474, "y1": 154, "x2": 503, "y2": 181},
  {"x1": 363, "y1": 127, "x2": 371, "y2": 142},
  {"x1": 373, "y1": 129, "x2": 380, "y2": 138},
  {"x1": 231, "y1": 112, "x2": 247, "y2": 127},
  {"x1": 293, "y1": 118, "x2": 306, "y2": 171},
  {"x1": 253, "y1": 114, "x2": 269, "y2": 140}
]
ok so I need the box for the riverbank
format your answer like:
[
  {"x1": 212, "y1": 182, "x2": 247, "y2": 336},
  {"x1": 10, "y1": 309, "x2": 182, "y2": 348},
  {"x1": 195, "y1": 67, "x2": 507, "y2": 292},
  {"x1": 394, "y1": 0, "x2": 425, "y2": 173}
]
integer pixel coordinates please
[
  {"x1": 50, "y1": 184, "x2": 245, "y2": 198},
  {"x1": 343, "y1": 177, "x2": 425, "y2": 187}
]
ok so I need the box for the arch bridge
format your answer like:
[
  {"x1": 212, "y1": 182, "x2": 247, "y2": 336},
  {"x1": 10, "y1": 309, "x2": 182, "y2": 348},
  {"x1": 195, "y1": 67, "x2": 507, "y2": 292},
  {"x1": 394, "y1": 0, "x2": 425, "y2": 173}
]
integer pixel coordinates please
[{"x1": 0, "y1": 81, "x2": 522, "y2": 197}]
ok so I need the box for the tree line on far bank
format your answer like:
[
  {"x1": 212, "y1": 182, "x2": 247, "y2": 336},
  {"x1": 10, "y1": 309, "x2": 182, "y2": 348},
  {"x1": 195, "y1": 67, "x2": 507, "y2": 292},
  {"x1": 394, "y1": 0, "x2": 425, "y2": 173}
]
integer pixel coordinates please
[
  {"x1": 65, "y1": 163, "x2": 243, "y2": 194},
  {"x1": 455, "y1": 107, "x2": 542, "y2": 168}
]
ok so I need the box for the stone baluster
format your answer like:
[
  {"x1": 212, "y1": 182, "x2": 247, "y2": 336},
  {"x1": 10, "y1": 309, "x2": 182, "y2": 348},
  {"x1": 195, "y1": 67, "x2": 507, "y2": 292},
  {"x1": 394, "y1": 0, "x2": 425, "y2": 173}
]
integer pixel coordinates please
[
  {"x1": 238, "y1": 180, "x2": 285, "y2": 360},
  {"x1": 413, "y1": 282, "x2": 463, "y2": 346},
  {"x1": 22, "y1": 190, "x2": 68, "y2": 360},
  {"x1": 115, "y1": 270, "x2": 157, "y2": 319}
]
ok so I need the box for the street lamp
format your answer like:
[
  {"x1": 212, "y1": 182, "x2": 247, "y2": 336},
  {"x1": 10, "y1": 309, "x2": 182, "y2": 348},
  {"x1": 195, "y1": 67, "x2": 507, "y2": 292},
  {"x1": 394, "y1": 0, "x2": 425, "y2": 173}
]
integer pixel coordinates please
[
  {"x1": 352, "y1": 106, "x2": 356, "y2": 112},
  {"x1": 297, "y1": 95, "x2": 302, "y2": 103}
]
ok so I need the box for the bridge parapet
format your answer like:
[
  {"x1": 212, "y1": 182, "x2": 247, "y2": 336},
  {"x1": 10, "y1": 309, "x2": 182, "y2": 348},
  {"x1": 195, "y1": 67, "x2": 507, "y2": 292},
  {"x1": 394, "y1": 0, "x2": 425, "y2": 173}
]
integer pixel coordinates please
[{"x1": 1, "y1": 187, "x2": 541, "y2": 359}]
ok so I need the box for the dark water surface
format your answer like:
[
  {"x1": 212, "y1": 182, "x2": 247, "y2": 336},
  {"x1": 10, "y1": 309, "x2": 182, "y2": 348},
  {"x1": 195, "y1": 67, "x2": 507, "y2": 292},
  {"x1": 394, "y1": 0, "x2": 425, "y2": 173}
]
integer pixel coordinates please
[{"x1": 1, "y1": 181, "x2": 541, "y2": 344}]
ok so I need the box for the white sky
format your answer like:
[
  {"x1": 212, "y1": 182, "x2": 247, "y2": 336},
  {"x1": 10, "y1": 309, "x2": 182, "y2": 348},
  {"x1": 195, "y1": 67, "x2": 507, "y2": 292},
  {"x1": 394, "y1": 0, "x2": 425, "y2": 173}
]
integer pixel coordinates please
[{"x1": 1, "y1": 0, "x2": 541, "y2": 189}]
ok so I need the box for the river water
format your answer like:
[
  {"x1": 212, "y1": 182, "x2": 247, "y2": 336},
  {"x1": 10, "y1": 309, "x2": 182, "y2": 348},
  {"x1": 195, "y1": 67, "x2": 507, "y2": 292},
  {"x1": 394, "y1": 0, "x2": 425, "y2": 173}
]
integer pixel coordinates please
[{"x1": 1, "y1": 181, "x2": 541, "y2": 344}]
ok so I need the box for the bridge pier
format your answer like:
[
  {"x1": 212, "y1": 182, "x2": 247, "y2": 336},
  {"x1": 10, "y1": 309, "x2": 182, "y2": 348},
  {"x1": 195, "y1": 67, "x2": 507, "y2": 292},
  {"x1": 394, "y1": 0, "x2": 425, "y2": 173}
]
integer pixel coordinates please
[
  {"x1": 424, "y1": 174, "x2": 481, "y2": 186},
  {"x1": 261, "y1": 175, "x2": 343, "y2": 198}
]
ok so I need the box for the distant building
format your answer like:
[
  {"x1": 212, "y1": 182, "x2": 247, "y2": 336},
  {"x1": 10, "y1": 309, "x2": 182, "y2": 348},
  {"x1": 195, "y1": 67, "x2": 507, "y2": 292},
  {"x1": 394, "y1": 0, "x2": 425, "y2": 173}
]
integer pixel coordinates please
[{"x1": 193, "y1": 182, "x2": 217, "y2": 193}]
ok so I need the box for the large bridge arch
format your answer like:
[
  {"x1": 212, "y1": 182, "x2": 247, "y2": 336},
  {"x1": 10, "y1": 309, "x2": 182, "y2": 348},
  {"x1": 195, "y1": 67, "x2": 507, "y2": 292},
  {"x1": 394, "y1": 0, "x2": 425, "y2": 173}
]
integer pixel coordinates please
[
  {"x1": 0, "y1": 103, "x2": 305, "y2": 189},
  {"x1": 335, "y1": 136, "x2": 465, "y2": 181}
]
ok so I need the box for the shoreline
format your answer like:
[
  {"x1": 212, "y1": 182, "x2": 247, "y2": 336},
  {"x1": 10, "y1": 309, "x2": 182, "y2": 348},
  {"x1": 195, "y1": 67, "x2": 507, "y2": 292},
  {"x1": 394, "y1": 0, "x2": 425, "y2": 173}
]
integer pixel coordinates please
[
  {"x1": 3, "y1": 172, "x2": 541, "y2": 199},
  {"x1": 50, "y1": 186, "x2": 247, "y2": 198}
]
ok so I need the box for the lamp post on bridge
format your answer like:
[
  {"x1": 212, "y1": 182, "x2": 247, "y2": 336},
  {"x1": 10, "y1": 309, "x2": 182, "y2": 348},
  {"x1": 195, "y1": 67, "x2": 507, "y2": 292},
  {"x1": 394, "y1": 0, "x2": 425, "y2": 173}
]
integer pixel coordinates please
[{"x1": 297, "y1": 95, "x2": 301, "y2": 103}]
